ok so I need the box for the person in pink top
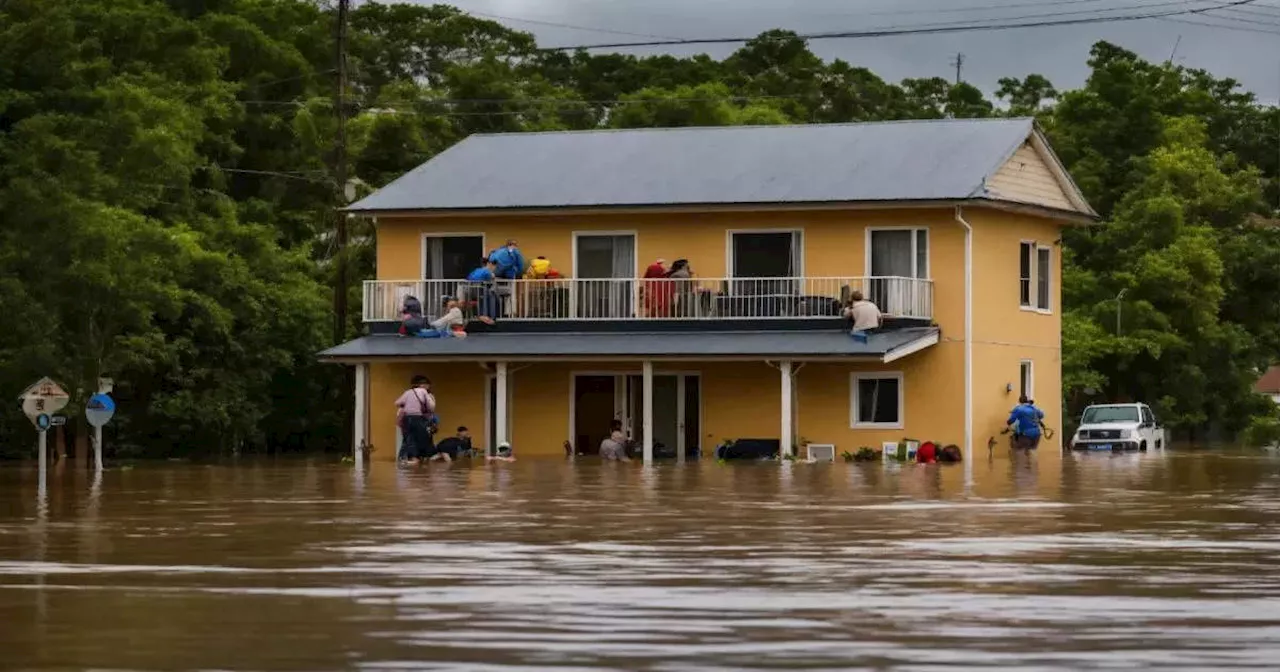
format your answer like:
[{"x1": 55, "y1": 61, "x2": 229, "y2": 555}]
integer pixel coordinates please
[{"x1": 395, "y1": 375, "x2": 436, "y2": 464}]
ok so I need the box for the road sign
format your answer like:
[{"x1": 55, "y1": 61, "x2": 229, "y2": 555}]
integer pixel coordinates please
[
  {"x1": 35, "y1": 414, "x2": 51, "y2": 431},
  {"x1": 20, "y1": 377, "x2": 70, "y2": 421},
  {"x1": 86, "y1": 393, "x2": 116, "y2": 428}
]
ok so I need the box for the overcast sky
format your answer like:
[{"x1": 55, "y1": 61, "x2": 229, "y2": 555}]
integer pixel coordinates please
[{"x1": 419, "y1": 0, "x2": 1280, "y2": 104}]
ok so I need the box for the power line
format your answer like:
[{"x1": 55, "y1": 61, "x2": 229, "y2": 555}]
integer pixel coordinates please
[
  {"x1": 461, "y1": 9, "x2": 683, "y2": 41},
  {"x1": 1161, "y1": 15, "x2": 1280, "y2": 31},
  {"x1": 540, "y1": 0, "x2": 1261, "y2": 51}
]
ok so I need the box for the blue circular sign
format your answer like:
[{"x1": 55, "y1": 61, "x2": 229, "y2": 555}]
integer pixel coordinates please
[
  {"x1": 35, "y1": 414, "x2": 50, "y2": 431},
  {"x1": 85, "y1": 393, "x2": 116, "y2": 428}
]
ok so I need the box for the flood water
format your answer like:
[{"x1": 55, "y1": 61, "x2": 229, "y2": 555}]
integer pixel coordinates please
[{"x1": 3, "y1": 451, "x2": 1280, "y2": 670}]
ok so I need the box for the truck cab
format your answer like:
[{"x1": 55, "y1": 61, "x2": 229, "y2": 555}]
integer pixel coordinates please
[{"x1": 1070, "y1": 403, "x2": 1166, "y2": 452}]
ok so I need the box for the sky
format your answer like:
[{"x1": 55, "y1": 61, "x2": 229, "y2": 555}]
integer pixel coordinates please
[{"x1": 414, "y1": 0, "x2": 1280, "y2": 104}]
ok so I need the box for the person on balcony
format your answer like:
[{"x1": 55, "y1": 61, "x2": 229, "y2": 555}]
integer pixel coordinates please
[
  {"x1": 464, "y1": 260, "x2": 499, "y2": 325},
  {"x1": 523, "y1": 256, "x2": 564, "y2": 317},
  {"x1": 666, "y1": 259, "x2": 700, "y2": 318},
  {"x1": 643, "y1": 259, "x2": 672, "y2": 317},
  {"x1": 488, "y1": 240, "x2": 526, "y2": 279},
  {"x1": 842, "y1": 291, "x2": 882, "y2": 343},
  {"x1": 398, "y1": 295, "x2": 426, "y2": 337},
  {"x1": 418, "y1": 296, "x2": 467, "y2": 338}
]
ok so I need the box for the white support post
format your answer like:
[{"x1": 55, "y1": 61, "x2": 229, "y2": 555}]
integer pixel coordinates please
[
  {"x1": 37, "y1": 430, "x2": 47, "y2": 499},
  {"x1": 642, "y1": 361, "x2": 654, "y2": 464},
  {"x1": 353, "y1": 364, "x2": 368, "y2": 465},
  {"x1": 781, "y1": 361, "x2": 794, "y2": 458},
  {"x1": 676, "y1": 376, "x2": 686, "y2": 464},
  {"x1": 93, "y1": 426, "x2": 103, "y2": 473},
  {"x1": 496, "y1": 362, "x2": 509, "y2": 452}
]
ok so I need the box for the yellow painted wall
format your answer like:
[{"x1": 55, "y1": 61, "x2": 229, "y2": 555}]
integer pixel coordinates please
[
  {"x1": 365, "y1": 203, "x2": 1067, "y2": 475},
  {"x1": 969, "y1": 209, "x2": 1064, "y2": 471},
  {"x1": 375, "y1": 208, "x2": 966, "y2": 336},
  {"x1": 367, "y1": 350, "x2": 972, "y2": 461}
]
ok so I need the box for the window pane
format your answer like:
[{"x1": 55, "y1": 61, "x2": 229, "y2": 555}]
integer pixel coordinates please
[
  {"x1": 1037, "y1": 248, "x2": 1051, "y2": 310},
  {"x1": 915, "y1": 229, "x2": 928, "y2": 278},
  {"x1": 1019, "y1": 243, "x2": 1032, "y2": 306},
  {"x1": 732, "y1": 232, "x2": 795, "y2": 278},
  {"x1": 857, "y1": 377, "x2": 900, "y2": 424},
  {"x1": 1020, "y1": 361, "x2": 1032, "y2": 398}
]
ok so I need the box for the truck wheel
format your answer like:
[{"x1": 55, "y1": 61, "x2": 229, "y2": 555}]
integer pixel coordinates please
[{"x1": 1139, "y1": 441, "x2": 1147, "y2": 452}]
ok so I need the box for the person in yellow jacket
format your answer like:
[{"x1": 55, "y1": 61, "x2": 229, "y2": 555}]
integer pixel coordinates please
[{"x1": 524, "y1": 256, "x2": 553, "y2": 279}]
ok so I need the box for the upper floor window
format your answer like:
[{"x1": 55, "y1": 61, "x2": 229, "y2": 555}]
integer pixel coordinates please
[
  {"x1": 728, "y1": 230, "x2": 802, "y2": 295},
  {"x1": 1019, "y1": 242, "x2": 1052, "y2": 312},
  {"x1": 423, "y1": 234, "x2": 484, "y2": 280}
]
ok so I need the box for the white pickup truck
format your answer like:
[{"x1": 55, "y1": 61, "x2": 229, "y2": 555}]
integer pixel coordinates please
[{"x1": 1070, "y1": 403, "x2": 1167, "y2": 452}]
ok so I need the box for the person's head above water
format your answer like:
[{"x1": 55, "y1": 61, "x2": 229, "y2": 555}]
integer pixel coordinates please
[
  {"x1": 497, "y1": 441, "x2": 512, "y2": 456},
  {"x1": 411, "y1": 375, "x2": 430, "y2": 389},
  {"x1": 1018, "y1": 395, "x2": 1029, "y2": 405},
  {"x1": 456, "y1": 426, "x2": 470, "y2": 438}
]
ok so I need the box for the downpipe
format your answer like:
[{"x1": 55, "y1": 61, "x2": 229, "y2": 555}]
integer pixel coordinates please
[{"x1": 955, "y1": 206, "x2": 974, "y2": 488}]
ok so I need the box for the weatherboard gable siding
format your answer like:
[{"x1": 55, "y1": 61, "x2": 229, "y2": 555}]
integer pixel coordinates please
[{"x1": 986, "y1": 141, "x2": 1076, "y2": 212}]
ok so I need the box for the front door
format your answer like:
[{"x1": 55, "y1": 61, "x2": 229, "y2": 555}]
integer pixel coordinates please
[
  {"x1": 868, "y1": 229, "x2": 928, "y2": 316},
  {"x1": 575, "y1": 234, "x2": 635, "y2": 319},
  {"x1": 625, "y1": 374, "x2": 700, "y2": 458}
]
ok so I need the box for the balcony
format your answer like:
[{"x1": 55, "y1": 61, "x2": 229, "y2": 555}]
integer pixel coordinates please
[{"x1": 363, "y1": 276, "x2": 933, "y2": 324}]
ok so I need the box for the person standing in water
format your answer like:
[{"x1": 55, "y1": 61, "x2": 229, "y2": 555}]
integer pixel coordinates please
[
  {"x1": 1007, "y1": 395, "x2": 1045, "y2": 451},
  {"x1": 395, "y1": 375, "x2": 436, "y2": 465}
]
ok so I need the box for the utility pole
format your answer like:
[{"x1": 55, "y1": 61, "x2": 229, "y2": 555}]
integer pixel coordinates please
[
  {"x1": 333, "y1": 0, "x2": 350, "y2": 345},
  {"x1": 950, "y1": 52, "x2": 965, "y2": 85}
]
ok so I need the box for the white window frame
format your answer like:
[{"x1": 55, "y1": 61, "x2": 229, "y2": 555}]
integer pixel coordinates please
[
  {"x1": 865, "y1": 227, "x2": 930, "y2": 279},
  {"x1": 1019, "y1": 240, "x2": 1053, "y2": 314},
  {"x1": 1035, "y1": 245, "x2": 1052, "y2": 313},
  {"x1": 420, "y1": 232, "x2": 486, "y2": 280},
  {"x1": 850, "y1": 371, "x2": 905, "y2": 430},
  {"x1": 725, "y1": 228, "x2": 805, "y2": 278},
  {"x1": 1019, "y1": 359, "x2": 1034, "y2": 400}
]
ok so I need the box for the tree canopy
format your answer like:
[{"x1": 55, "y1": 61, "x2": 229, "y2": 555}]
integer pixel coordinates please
[{"x1": 2, "y1": 1, "x2": 1278, "y2": 456}]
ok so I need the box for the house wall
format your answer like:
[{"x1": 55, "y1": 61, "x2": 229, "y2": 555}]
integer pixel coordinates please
[
  {"x1": 987, "y1": 142, "x2": 1075, "y2": 211},
  {"x1": 375, "y1": 207, "x2": 965, "y2": 335},
  {"x1": 365, "y1": 347, "x2": 968, "y2": 462},
  {"x1": 364, "y1": 204, "x2": 1067, "y2": 469},
  {"x1": 968, "y1": 208, "x2": 1064, "y2": 468}
]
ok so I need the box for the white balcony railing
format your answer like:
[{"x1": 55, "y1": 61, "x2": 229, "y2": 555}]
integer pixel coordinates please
[{"x1": 362, "y1": 276, "x2": 933, "y2": 323}]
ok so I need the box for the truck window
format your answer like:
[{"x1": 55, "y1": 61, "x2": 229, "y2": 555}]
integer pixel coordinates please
[
  {"x1": 1081, "y1": 406, "x2": 1140, "y2": 424},
  {"x1": 1141, "y1": 407, "x2": 1154, "y2": 425}
]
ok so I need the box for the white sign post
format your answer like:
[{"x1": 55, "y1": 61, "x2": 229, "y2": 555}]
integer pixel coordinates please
[
  {"x1": 85, "y1": 393, "x2": 116, "y2": 472},
  {"x1": 19, "y1": 377, "x2": 70, "y2": 495}
]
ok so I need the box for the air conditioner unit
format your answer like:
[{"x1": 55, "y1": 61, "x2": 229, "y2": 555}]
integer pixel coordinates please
[{"x1": 805, "y1": 444, "x2": 836, "y2": 462}]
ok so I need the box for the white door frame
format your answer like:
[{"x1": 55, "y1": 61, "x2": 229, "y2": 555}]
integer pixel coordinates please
[
  {"x1": 568, "y1": 370, "x2": 701, "y2": 453},
  {"x1": 864, "y1": 226, "x2": 931, "y2": 279},
  {"x1": 420, "y1": 232, "x2": 487, "y2": 280},
  {"x1": 725, "y1": 228, "x2": 805, "y2": 278}
]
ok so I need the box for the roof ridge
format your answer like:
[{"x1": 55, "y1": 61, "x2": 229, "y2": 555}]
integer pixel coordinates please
[{"x1": 469, "y1": 117, "x2": 1035, "y2": 139}]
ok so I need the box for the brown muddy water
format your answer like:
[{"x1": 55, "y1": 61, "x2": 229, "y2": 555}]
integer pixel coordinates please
[{"x1": 2, "y1": 451, "x2": 1280, "y2": 670}]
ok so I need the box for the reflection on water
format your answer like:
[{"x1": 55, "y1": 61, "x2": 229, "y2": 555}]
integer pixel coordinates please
[{"x1": 3, "y1": 451, "x2": 1280, "y2": 670}]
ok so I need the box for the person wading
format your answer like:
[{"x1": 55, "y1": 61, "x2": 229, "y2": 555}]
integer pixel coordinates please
[{"x1": 395, "y1": 375, "x2": 436, "y2": 465}]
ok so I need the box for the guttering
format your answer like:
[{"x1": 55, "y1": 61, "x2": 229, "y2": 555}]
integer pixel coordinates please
[{"x1": 954, "y1": 206, "x2": 974, "y2": 487}]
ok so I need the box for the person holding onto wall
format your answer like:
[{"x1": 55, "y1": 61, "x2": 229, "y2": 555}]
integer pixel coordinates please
[
  {"x1": 395, "y1": 376, "x2": 436, "y2": 465},
  {"x1": 1006, "y1": 395, "x2": 1045, "y2": 451},
  {"x1": 842, "y1": 291, "x2": 882, "y2": 343}
]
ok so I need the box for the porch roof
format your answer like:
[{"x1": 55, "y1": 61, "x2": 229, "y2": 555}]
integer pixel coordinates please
[{"x1": 319, "y1": 327, "x2": 940, "y2": 362}]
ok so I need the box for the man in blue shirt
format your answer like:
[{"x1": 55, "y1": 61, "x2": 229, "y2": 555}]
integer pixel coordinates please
[
  {"x1": 463, "y1": 260, "x2": 499, "y2": 324},
  {"x1": 487, "y1": 240, "x2": 526, "y2": 280},
  {"x1": 1007, "y1": 395, "x2": 1045, "y2": 450}
]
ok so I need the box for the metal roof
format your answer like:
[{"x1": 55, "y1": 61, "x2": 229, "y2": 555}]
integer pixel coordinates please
[
  {"x1": 347, "y1": 119, "x2": 1044, "y2": 212},
  {"x1": 319, "y1": 327, "x2": 939, "y2": 360}
]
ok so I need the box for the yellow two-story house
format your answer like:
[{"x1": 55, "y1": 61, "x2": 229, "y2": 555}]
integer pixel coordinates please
[{"x1": 322, "y1": 118, "x2": 1095, "y2": 469}]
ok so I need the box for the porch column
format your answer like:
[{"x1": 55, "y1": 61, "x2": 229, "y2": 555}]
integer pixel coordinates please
[
  {"x1": 353, "y1": 363, "x2": 368, "y2": 465},
  {"x1": 642, "y1": 360, "x2": 654, "y2": 463},
  {"x1": 496, "y1": 362, "x2": 509, "y2": 452},
  {"x1": 780, "y1": 360, "x2": 793, "y2": 458}
]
